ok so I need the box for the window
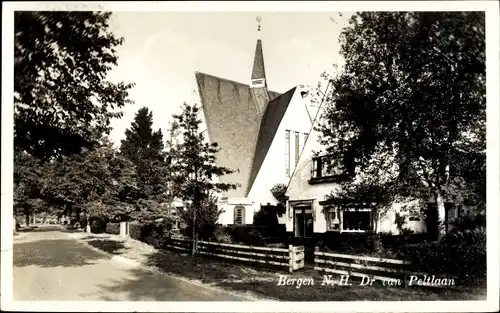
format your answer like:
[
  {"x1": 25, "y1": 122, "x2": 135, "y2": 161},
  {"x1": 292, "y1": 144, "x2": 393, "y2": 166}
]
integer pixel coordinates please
[
  {"x1": 302, "y1": 133, "x2": 308, "y2": 151},
  {"x1": 294, "y1": 131, "x2": 300, "y2": 165},
  {"x1": 311, "y1": 155, "x2": 341, "y2": 179},
  {"x1": 342, "y1": 208, "x2": 372, "y2": 232},
  {"x1": 326, "y1": 208, "x2": 340, "y2": 231},
  {"x1": 234, "y1": 206, "x2": 245, "y2": 225},
  {"x1": 285, "y1": 130, "x2": 291, "y2": 177}
]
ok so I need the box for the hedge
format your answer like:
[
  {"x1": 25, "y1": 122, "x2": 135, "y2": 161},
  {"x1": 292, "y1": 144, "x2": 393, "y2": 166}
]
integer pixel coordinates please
[
  {"x1": 219, "y1": 225, "x2": 287, "y2": 246},
  {"x1": 396, "y1": 226, "x2": 486, "y2": 284},
  {"x1": 129, "y1": 222, "x2": 142, "y2": 241},
  {"x1": 105, "y1": 223, "x2": 120, "y2": 235},
  {"x1": 89, "y1": 216, "x2": 107, "y2": 234}
]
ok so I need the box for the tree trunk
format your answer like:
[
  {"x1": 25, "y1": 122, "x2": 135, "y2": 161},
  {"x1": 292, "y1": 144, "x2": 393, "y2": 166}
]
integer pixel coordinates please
[
  {"x1": 76, "y1": 206, "x2": 81, "y2": 223},
  {"x1": 25, "y1": 206, "x2": 30, "y2": 226},
  {"x1": 373, "y1": 207, "x2": 379, "y2": 233},
  {"x1": 192, "y1": 204, "x2": 197, "y2": 264},
  {"x1": 192, "y1": 162, "x2": 199, "y2": 265},
  {"x1": 434, "y1": 190, "x2": 446, "y2": 241}
]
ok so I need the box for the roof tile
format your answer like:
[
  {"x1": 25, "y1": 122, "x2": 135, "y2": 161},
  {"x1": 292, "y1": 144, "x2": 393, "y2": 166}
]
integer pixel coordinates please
[{"x1": 195, "y1": 72, "x2": 281, "y2": 197}]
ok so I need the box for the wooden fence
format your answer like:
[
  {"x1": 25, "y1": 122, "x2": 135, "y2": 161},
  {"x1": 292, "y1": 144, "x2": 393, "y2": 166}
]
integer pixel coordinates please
[
  {"x1": 314, "y1": 249, "x2": 409, "y2": 283},
  {"x1": 314, "y1": 249, "x2": 458, "y2": 287},
  {"x1": 163, "y1": 238, "x2": 304, "y2": 272}
]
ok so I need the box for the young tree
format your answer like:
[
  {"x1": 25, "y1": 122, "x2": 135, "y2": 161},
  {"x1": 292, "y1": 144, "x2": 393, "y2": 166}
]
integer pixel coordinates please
[
  {"x1": 170, "y1": 103, "x2": 236, "y2": 258},
  {"x1": 14, "y1": 11, "x2": 134, "y2": 160},
  {"x1": 318, "y1": 12, "x2": 485, "y2": 240}
]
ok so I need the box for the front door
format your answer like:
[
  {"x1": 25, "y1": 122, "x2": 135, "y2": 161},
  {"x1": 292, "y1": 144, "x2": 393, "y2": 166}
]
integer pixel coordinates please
[
  {"x1": 293, "y1": 205, "x2": 315, "y2": 263},
  {"x1": 294, "y1": 206, "x2": 314, "y2": 238}
]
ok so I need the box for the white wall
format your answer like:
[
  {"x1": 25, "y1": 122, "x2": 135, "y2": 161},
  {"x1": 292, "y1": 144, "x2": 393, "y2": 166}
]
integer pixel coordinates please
[
  {"x1": 217, "y1": 198, "x2": 258, "y2": 225},
  {"x1": 284, "y1": 109, "x2": 428, "y2": 235},
  {"x1": 285, "y1": 112, "x2": 335, "y2": 232},
  {"x1": 247, "y1": 86, "x2": 312, "y2": 206},
  {"x1": 375, "y1": 201, "x2": 427, "y2": 234}
]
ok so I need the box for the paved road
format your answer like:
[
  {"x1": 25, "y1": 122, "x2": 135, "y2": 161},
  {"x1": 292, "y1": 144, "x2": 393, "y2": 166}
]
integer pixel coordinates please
[{"x1": 13, "y1": 226, "x2": 246, "y2": 301}]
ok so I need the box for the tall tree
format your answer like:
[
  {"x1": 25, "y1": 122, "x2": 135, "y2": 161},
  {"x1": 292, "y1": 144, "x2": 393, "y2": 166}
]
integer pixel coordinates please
[
  {"x1": 318, "y1": 12, "x2": 485, "y2": 240},
  {"x1": 14, "y1": 11, "x2": 134, "y2": 160},
  {"x1": 170, "y1": 103, "x2": 236, "y2": 257},
  {"x1": 120, "y1": 107, "x2": 165, "y2": 163},
  {"x1": 14, "y1": 150, "x2": 45, "y2": 225},
  {"x1": 120, "y1": 107, "x2": 168, "y2": 203}
]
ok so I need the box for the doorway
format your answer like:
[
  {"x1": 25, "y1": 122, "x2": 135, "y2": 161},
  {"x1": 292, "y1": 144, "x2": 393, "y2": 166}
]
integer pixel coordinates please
[
  {"x1": 293, "y1": 205, "x2": 315, "y2": 264},
  {"x1": 294, "y1": 206, "x2": 313, "y2": 238}
]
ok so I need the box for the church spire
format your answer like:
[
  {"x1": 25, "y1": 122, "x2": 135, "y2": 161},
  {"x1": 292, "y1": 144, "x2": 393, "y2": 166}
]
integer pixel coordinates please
[
  {"x1": 251, "y1": 16, "x2": 266, "y2": 87},
  {"x1": 250, "y1": 16, "x2": 269, "y2": 116}
]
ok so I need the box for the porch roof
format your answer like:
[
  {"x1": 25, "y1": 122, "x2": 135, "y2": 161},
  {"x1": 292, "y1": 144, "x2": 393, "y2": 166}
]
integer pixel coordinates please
[{"x1": 319, "y1": 198, "x2": 377, "y2": 207}]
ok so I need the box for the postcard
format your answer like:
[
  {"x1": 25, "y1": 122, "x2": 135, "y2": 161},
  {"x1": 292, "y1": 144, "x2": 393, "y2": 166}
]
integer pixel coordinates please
[{"x1": 2, "y1": 1, "x2": 499, "y2": 312}]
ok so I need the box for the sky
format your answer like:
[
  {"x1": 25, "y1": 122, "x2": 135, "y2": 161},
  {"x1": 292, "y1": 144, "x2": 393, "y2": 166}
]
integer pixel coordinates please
[{"x1": 106, "y1": 12, "x2": 351, "y2": 146}]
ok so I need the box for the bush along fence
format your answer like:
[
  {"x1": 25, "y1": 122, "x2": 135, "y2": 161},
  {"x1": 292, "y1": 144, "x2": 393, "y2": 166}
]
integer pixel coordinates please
[
  {"x1": 314, "y1": 247, "x2": 458, "y2": 288},
  {"x1": 105, "y1": 222, "x2": 129, "y2": 237},
  {"x1": 163, "y1": 237, "x2": 305, "y2": 273}
]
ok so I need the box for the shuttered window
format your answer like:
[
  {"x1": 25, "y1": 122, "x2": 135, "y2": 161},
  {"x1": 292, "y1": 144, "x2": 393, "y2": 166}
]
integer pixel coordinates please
[{"x1": 234, "y1": 206, "x2": 245, "y2": 225}]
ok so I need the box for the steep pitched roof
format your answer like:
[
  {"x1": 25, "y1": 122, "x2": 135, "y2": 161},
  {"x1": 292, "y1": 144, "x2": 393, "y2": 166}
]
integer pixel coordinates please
[
  {"x1": 195, "y1": 72, "x2": 281, "y2": 197},
  {"x1": 251, "y1": 39, "x2": 266, "y2": 80},
  {"x1": 246, "y1": 87, "x2": 297, "y2": 195},
  {"x1": 268, "y1": 90, "x2": 281, "y2": 101}
]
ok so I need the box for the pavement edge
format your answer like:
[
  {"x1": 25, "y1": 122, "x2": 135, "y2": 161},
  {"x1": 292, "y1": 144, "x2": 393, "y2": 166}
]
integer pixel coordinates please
[{"x1": 67, "y1": 232, "x2": 275, "y2": 302}]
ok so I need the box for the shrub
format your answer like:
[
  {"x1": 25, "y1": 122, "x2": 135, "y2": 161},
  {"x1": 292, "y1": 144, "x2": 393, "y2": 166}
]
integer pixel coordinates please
[
  {"x1": 247, "y1": 229, "x2": 265, "y2": 246},
  {"x1": 89, "y1": 215, "x2": 107, "y2": 234},
  {"x1": 105, "y1": 223, "x2": 120, "y2": 235},
  {"x1": 80, "y1": 219, "x2": 88, "y2": 229},
  {"x1": 253, "y1": 207, "x2": 279, "y2": 228},
  {"x1": 212, "y1": 226, "x2": 233, "y2": 243},
  {"x1": 178, "y1": 194, "x2": 221, "y2": 241},
  {"x1": 450, "y1": 214, "x2": 486, "y2": 232},
  {"x1": 270, "y1": 183, "x2": 287, "y2": 205},
  {"x1": 396, "y1": 226, "x2": 486, "y2": 284},
  {"x1": 129, "y1": 222, "x2": 142, "y2": 240},
  {"x1": 227, "y1": 226, "x2": 255, "y2": 244},
  {"x1": 140, "y1": 218, "x2": 174, "y2": 249}
]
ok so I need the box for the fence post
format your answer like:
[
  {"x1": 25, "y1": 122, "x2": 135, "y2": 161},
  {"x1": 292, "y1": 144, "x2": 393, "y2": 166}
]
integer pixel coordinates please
[
  {"x1": 314, "y1": 246, "x2": 319, "y2": 269},
  {"x1": 119, "y1": 222, "x2": 128, "y2": 238},
  {"x1": 289, "y1": 245, "x2": 294, "y2": 273}
]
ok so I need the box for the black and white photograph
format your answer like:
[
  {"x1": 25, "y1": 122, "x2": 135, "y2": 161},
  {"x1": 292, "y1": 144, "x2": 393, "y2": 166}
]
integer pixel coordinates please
[{"x1": 2, "y1": 1, "x2": 499, "y2": 312}]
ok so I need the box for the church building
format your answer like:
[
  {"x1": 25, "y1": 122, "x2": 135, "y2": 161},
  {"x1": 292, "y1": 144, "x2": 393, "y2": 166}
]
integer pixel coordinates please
[{"x1": 194, "y1": 22, "x2": 314, "y2": 225}]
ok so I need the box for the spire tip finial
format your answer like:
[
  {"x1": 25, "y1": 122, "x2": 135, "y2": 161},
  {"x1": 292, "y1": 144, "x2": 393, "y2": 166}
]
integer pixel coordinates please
[{"x1": 256, "y1": 16, "x2": 262, "y2": 39}]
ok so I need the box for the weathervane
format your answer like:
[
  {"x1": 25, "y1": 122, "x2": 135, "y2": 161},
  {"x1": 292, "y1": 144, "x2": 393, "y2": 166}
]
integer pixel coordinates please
[{"x1": 256, "y1": 16, "x2": 262, "y2": 39}]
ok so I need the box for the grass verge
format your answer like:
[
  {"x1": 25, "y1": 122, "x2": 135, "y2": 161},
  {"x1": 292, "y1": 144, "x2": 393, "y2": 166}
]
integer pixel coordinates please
[{"x1": 78, "y1": 234, "x2": 487, "y2": 301}]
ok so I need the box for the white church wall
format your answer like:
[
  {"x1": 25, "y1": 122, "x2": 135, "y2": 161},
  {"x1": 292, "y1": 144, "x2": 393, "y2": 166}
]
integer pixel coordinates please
[
  {"x1": 217, "y1": 198, "x2": 258, "y2": 225},
  {"x1": 247, "y1": 86, "x2": 313, "y2": 208}
]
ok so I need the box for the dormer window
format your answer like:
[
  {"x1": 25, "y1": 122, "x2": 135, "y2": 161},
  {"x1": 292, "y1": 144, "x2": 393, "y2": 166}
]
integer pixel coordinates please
[
  {"x1": 311, "y1": 155, "x2": 337, "y2": 179},
  {"x1": 309, "y1": 155, "x2": 348, "y2": 184}
]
